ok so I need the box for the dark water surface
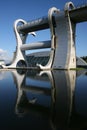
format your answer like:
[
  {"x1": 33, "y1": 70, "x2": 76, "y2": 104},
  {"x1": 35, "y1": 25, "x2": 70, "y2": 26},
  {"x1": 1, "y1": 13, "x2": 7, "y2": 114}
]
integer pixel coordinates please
[{"x1": 0, "y1": 69, "x2": 87, "y2": 130}]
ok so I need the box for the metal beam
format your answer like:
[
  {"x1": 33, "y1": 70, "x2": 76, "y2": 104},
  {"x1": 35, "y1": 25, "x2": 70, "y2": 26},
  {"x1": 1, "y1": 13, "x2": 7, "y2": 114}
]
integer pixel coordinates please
[
  {"x1": 70, "y1": 6, "x2": 87, "y2": 23},
  {"x1": 20, "y1": 40, "x2": 51, "y2": 50},
  {"x1": 17, "y1": 5, "x2": 87, "y2": 34},
  {"x1": 17, "y1": 17, "x2": 49, "y2": 33}
]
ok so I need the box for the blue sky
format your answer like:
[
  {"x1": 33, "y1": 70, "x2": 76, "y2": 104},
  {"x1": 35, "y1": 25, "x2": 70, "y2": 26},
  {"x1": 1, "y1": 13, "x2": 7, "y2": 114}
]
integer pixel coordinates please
[{"x1": 0, "y1": 0, "x2": 87, "y2": 61}]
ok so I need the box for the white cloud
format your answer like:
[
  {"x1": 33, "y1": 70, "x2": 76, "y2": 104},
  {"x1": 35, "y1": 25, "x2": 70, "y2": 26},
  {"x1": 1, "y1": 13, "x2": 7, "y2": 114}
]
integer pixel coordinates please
[
  {"x1": 0, "y1": 48, "x2": 12, "y2": 63},
  {"x1": 0, "y1": 71, "x2": 6, "y2": 80}
]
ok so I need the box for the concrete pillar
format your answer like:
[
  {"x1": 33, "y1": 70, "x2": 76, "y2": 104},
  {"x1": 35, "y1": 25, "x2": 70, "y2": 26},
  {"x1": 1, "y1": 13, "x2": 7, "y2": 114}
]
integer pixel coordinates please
[
  {"x1": 38, "y1": 2, "x2": 76, "y2": 70},
  {"x1": 52, "y1": 2, "x2": 76, "y2": 69},
  {"x1": 2, "y1": 19, "x2": 28, "y2": 68}
]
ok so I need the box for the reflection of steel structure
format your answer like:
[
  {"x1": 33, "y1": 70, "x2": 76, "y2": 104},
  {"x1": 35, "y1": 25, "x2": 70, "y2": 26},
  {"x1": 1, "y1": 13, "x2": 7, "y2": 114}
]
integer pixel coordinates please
[
  {"x1": 11, "y1": 69, "x2": 76, "y2": 129},
  {"x1": 2, "y1": 2, "x2": 87, "y2": 69}
]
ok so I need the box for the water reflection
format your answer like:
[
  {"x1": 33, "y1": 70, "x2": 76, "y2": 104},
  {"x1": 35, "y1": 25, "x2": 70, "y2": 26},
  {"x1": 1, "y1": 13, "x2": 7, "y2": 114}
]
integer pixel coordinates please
[{"x1": 0, "y1": 69, "x2": 87, "y2": 129}]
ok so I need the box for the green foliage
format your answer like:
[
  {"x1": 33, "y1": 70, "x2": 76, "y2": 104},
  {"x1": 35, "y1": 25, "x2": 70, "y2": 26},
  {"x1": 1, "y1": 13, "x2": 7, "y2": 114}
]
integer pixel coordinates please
[{"x1": 81, "y1": 56, "x2": 87, "y2": 63}]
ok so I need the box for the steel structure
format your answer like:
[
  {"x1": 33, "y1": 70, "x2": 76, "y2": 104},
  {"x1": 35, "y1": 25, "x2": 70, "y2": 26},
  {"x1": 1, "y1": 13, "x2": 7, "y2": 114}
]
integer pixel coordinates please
[{"x1": 2, "y1": 2, "x2": 87, "y2": 69}]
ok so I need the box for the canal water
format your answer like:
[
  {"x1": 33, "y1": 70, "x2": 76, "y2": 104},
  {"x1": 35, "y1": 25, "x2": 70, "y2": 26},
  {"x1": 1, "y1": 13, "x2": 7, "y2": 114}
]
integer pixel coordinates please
[{"x1": 0, "y1": 69, "x2": 87, "y2": 130}]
